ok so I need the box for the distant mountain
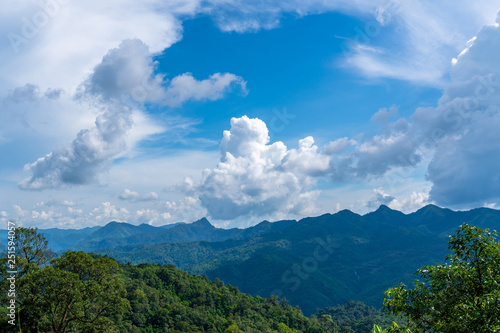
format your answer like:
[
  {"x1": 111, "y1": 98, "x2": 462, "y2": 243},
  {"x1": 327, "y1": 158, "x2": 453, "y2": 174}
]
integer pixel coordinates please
[
  {"x1": 0, "y1": 225, "x2": 101, "y2": 252},
  {"x1": 2, "y1": 217, "x2": 296, "y2": 253},
  {"x1": 75, "y1": 218, "x2": 296, "y2": 252},
  {"x1": 99, "y1": 205, "x2": 500, "y2": 315},
  {"x1": 159, "y1": 222, "x2": 186, "y2": 229}
]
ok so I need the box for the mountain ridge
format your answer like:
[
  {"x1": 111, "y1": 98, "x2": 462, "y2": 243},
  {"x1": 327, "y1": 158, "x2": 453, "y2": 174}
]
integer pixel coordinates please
[{"x1": 96, "y1": 204, "x2": 500, "y2": 315}]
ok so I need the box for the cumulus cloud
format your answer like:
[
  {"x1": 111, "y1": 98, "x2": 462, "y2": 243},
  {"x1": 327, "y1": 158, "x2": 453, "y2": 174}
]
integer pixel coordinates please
[
  {"x1": 366, "y1": 188, "x2": 396, "y2": 209},
  {"x1": 119, "y1": 188, "x2": 159, "y2": 201},
  {"x1": 365, "y1": 188, "x2": 430, "y2": 212},
  {"x1": 163, "y1": 72, "x2": 247, "y2": 107},
  {"x1": 135, "y1": 209, "x2": 171, "y2": 225},
  {"x1": 416, "y1": 14, "x2": 500, "y2": 206},
  {"x1": 327, "y1": 122, "x2": 421, "y2": 182},
  {"x1": 191, "y1": 116, "x2": 328, "y2": 220},
  {"x1": 331, "y1": 12, "x2": 500, "y2": 207},
  {"x1": 19, "y1": 101, "x2": 133, "y2": 190},
  {"x1": 185, "y1": 10, "x2": 500, "y2": 214},
  {"x1": 91, "y1": 202, "x2": 130, "y2": 222},
  {"x1": 19, "y1": 38, "x2": 246, "y2": 190},
  {"x1": 80, "y1": 39, "x2": 246, "y2": 105},
  {"x1": 80, "y1": 39, "x2": 165, "y2": 102},
  {"x1": 165, "y1": 196, "x2": 206, "y2": 221},
  {"x1": 323, "y1": 137, "x2": 357, "y2": 155}
]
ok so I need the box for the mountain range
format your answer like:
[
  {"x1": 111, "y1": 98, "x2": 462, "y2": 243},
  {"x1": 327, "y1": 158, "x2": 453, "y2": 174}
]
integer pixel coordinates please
[{"x1": 2, "y1": 204, "x2": 500, "y2": 315}]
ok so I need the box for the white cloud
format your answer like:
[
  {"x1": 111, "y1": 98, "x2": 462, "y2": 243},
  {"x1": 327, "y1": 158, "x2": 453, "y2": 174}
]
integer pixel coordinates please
[
  {"x1": 163, "y1": 72, "x2": 247, "y2": 107},
  {"x1": 118, "y1": 188, "x2": 140, "y2": 200},
  {"x1": 327, "y1": 128, "x2": 421, "y2": 182},
  {"x1": 135, "y1": 208, "x2": 171, "y2": 225},
  {"x1": 13, "y1": 204, "x2": 28, "y2": 217},
  {"x1": 202, "y1": 0, "x2": 377, "y2": 33},
  {"x1": 413, "y1": 14, "x2": 500, "y2": 206},
  {"x1": 79, "y1": 39, "x2": 165, "y2": 102},
  {"x1": 18, "y1": 38, "x2": 245, "y2": 191},
  {"x1": 18, "y1": 101, "x2": 134, "y2": 190},
  {"x1": 119, "y1": 188, "x2": 159, "y2": 201},
  {"x1": 1, "y1": 0, "x2": 187, "y2": 91},
  {"x1": 165, "y1": 196, "x2": 206, "y2": 223},
  {"x1": 191, "y1": 116, "x2": 329, "y2": 221},
  {"x1": 92, "y1": 202, "x2": 130, "y2": 222},
  {"x1": 323, "y1": 137, "x2": 357, "y2": 155},
  {"x1": 365, "y1": 188, "x2": 430, "y2": 212},
  {"x1": 340, "y1": 0, "x2": 500, "y2": 84},
  {"x1": 328, "y1": 11, "x2": 500, "y2": 208},
  {"x1": 3, "y1": 1, "x2": 500, "y2": 228}
]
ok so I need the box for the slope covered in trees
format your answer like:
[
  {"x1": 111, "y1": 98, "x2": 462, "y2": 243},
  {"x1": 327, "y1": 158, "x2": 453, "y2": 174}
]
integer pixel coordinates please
[
  {"x1": 0, "y1": 227, "x2": 398, "y2": 332},
  {"x1": 99, "y1": 205, "x2": 500, "y2": 314},
  {"x1": 383, "y1": 224, "x2": 500, "y2": 332}
]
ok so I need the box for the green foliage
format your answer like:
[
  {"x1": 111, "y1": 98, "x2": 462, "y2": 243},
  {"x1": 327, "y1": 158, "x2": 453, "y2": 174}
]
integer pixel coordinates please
[
  {"x1": 316, "y1": 300, "x2": 401, "y2": 333},
  {"x1": 100, "y1": 205, "x2": 500, "y2": 315},
  {"x1": 113, "y1": 262, "x2": 336, "y2": 332},
  {"x1": 1, "y1": 227, "x2": 336, "y2": 332},
  {"x1": 19, "y1": 251, "x2": 129, "y2": 332},
  {"x1": 383, "y1": 224, "x2": 500, "y2": 332},
  {"x1": 372, "y1": 322, "x2": 412, "y2": 333},
  {"x1": 14, "y1": 226, "x2": 55, "y2": 275}
]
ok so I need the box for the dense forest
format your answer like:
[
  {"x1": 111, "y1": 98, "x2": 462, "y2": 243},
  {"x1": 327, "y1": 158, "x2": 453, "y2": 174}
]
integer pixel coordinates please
[
  {"x1": 2, "y1": 219, "x2": 499, "y2": 332},
  {"x1": 96, "y1": 205, "x2": 500, "y2": 314},
  {"x1": 0, "y1": 227, "x2": 398, "y2": 332}
]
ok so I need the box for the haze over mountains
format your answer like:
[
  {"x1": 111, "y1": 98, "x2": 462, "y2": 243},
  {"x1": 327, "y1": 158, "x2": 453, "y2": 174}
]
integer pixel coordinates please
[{"x1": 3, "y1": 204, "x2": 500, "y2": 315}]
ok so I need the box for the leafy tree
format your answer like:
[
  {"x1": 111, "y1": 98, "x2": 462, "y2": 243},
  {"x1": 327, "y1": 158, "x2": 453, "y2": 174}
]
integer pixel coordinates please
[
  {"x1": 383, "y1": 224, "x2": 500, "y2": 332},
  {"x1": 19, "y1": 251, "x2": 129, "y2": 332},
  {"x1": 8, "y1": 227, "x2": 55, "y2": 277},
  {"x1": 1, "y1": 226, "x2": 55, "y2": 329},
  {"x1": 317, "y1": 300, "x2": 400, "y2": 332},
  {"x1": 372, "y1": 322, "x2": 411, "y2": 333}
]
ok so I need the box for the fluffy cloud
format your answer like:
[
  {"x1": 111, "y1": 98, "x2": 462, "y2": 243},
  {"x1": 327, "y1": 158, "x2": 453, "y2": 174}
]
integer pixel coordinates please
[
  {"x1": 194, "y1": 116, "x2": 328, "y2": 220},
  {"x1": 0, "y1": 0, "x2": 186, "y2": 91},
  {"x1": 135, "y1": 209, "x2": 171, "y2": 225},
  {"x1": 417, "y1": 14, "x2": 500, "y2": 206},
  {"x1": 91, "y1": 202, "x2": 130, "y2": 222},
  {"x1": 119, "y1": 188, "x2": 159, "y2": 201},
  {"x1": 365, "y1": 188, "x2": 430, "y2": 211},
  {"x1": 80, "y1": 39, "x2": 165, "y2": 102},
  {"x1": 18, "y1": 38, "x2": 246, "y2": 190},
  {"x1": 327, "y1": 122, "x2": 421, "y2": 182},
  {"x1": 19, "y1": 101, "x2": 133, "y2": 190},
  {"x1": 343, "y1": 0, "x2": 499, "y2": 84},
  {"x1": 331, "y1": 12, "x2": 500, "y2": 207},
  {"x1": 163, "y1": 72, "x2": 247, "y2": 107}
]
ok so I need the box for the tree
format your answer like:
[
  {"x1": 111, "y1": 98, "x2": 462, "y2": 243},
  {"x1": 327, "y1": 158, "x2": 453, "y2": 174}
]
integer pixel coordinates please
[
  {"x1": 15, "y1": 227, "x2": 55, "y2": 275},
  {"x1": 1, "y1": 226, "x2": 55, "y2": 327},
  {"x1": 19, "y1": 251, "x2": 129, "y2": 332},
  {"x1": 383, "y1": 224, "x2": 500, "y2": 332},
  {"x1": 372, "y1": 322, "x2": 412, "y2": 333}
]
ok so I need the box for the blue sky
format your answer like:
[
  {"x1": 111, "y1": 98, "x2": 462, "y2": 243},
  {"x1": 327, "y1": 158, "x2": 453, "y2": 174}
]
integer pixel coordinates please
[{"x1": 1, "y1": 1, "x2": 500, "y2": 228}]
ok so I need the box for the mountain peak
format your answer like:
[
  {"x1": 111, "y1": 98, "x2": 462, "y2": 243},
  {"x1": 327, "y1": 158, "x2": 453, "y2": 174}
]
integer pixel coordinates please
[
  {"x1": 192, "y1": 217, "x2": 213, "y2": 227},
  {"x1": 376, "y1": 204, "x2": 394, "y2": 212},
  {"x1": 413, "y1": 204, "x2": 450, "y2": 216},
  {"x1": 104, "y1": 221, "x2": 127, "y2": 227}
]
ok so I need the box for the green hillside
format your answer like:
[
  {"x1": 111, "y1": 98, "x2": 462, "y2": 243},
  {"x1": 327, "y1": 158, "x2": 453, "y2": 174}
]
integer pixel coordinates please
[
  {"x1": 99, "y1": 205, "x2": 500, "y2": 315},
  {"x1": 1, "y1": 228, "x2": 399, "y2": 332}
]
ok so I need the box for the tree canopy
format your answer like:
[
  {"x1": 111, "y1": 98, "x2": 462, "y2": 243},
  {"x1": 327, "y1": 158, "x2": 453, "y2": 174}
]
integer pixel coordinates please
[
  {"x1": 383, "y1": 224, "x2": 500, "y2": 332},
  {"x1": 2, "y1": 227, "x2": 344, "y2": 332}
]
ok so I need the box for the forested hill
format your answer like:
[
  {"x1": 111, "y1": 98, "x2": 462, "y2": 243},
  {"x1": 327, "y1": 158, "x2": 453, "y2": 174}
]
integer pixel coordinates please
[
  {"x1": 2, "y1": 204, "x2": 499, "y2": 316},
  {"x1": 98, "y1": 205, "x2": 500, "y2": 315},
  {"x1": 0, "y1": 246, "x2": 396, "y2": 332}
]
